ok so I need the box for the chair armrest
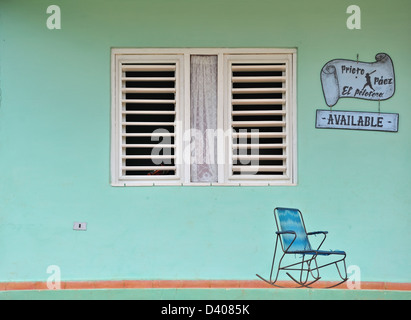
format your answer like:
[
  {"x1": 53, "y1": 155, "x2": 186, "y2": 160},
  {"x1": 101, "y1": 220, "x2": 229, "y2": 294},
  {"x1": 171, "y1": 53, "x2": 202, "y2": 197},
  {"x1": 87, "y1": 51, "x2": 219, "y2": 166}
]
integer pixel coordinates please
[
  {"x1": 276, "y1": 231, "x2": 296, "y2": 235},
  {"x1": 307, "y1": 231, "x2": 328, "y2": 236},
  {"x1": 275, "y1": 231, "x2": 297, "y2": 253},
  {"x1": 307, "y1": 231, "x2": 328, "y2": 251}
]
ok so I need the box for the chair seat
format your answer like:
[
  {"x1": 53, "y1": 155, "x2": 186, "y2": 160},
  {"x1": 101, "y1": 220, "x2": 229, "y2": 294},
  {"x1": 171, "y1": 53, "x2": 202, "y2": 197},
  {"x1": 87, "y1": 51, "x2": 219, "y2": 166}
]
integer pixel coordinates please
[{"x1": 288, "y1": 250, "x2": 346, "y2": 256}]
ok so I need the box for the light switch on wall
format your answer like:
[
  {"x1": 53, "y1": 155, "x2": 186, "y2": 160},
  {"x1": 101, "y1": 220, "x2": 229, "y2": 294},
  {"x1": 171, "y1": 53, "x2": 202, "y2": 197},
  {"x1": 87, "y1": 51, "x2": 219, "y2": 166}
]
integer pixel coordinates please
[{"x1": 73, "y1": 222, "x2": 87, "y2": 231}]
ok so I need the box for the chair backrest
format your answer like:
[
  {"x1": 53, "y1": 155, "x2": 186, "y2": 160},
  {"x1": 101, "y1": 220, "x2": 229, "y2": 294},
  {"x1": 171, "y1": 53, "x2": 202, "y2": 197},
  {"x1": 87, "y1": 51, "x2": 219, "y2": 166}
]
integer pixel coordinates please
[{"x1": 274, "y1": 207, "x2": 312, "y2": 252}]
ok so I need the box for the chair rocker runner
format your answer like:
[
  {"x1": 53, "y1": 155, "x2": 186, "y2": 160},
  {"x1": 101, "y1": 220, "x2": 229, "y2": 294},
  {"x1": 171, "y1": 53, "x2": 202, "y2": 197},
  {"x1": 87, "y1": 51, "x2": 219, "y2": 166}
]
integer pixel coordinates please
[{"x1": 256, "y1": 207, "x2": 348, "y2": 288}]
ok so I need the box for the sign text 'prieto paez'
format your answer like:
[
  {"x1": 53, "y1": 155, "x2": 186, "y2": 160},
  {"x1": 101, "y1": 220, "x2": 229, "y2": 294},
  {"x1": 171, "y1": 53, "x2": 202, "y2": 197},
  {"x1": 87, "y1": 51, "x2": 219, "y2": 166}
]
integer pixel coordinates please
[{"x1": 320, "y1": 53, "x2": 395, "y2": 107}]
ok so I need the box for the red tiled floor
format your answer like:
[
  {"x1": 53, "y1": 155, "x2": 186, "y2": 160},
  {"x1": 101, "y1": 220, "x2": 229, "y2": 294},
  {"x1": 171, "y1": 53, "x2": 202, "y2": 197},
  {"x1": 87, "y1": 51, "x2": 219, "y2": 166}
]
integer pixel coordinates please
[{"x1": 1, "y1": 280, "x2": 410, "y2": 291}]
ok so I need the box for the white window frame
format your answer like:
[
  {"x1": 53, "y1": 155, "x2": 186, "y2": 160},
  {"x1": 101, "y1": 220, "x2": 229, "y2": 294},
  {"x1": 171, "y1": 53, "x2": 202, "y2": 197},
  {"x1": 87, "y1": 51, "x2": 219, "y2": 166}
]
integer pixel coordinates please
[{"x1": 111, "y1": 48, "x2": 297, "y2": 186}]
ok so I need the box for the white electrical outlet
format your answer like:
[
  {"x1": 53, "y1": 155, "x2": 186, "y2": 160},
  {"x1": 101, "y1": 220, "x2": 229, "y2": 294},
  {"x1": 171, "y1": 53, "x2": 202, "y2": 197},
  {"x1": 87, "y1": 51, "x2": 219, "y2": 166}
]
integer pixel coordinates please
[{"x1": 73, "y1": 222, "x2": 87, "y2": 231}]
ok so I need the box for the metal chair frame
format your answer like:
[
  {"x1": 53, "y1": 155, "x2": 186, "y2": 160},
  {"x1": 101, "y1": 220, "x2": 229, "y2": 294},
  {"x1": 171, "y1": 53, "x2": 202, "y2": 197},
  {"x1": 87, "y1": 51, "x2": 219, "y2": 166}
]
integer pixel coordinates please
[{"x1": 257, "y1": 207, "x2": 348, "y2": 288}]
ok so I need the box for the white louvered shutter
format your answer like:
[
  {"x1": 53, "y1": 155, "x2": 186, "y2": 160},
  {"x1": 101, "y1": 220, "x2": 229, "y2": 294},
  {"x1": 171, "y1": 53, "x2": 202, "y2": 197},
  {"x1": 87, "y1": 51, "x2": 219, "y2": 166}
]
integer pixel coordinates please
[
  {"x1": 226, "y1": 54, "x2": 295, "y2": 183},
  {"x1": 116, "y1": 56, "x2": 183, "y2": 183}
]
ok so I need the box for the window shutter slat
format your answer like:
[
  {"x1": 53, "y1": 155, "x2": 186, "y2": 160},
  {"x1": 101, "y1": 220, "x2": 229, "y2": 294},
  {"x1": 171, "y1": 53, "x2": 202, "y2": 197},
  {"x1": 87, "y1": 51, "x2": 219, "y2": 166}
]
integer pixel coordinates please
[
  {"x1": 232, "y1": 121, "x2": 286, "y2": 127},
  {"x1": 232, "y1": 76, "x2": 286, "y2": 83},
  {"x1": 122, "y1": 122, "x2": 176, "y2": 126},
  {"x1": 232, "y1": 99, "x2": 286, "y2": 105},
  {"x1": 231, "y1": 65, "x2": 286, "y2": 72},
  {"x1": 122, "y1": 166, "x2": 177, "y2": 171},
  {"x1": 121, "y1": 77, "x2": 176, "y2": 82},
  {"x1": 232, "y1": 110, "x2": 286, "y2": 116},
  {"x1": 122, "y1": 144, "x2": 175, "y2": 149},
  {"x1": 232, "y1": 87, "x2": 286, "y2": 94},
  {"x1": 232, "y1": 165, "x2": 287, "y2": 172},
  {"x1": 122, "y1": 88, "x2": 176, "y2": 93},
  {"x1": 122, "y1": 155, "x2": 176, "y2": 160},
  {"x1": 233, "y1": 155, "x2": 286, "y2": 160},
  {"x1": 122, "y1": 132, "x2": 175, "y2": 137},
  {"x1": 123, "y1": 111, "x2": 176, "y2": 115},
  {"x1": 232, "y1": 132, "x2": 286, "y2": 138},
  {"x1": 233, "y1": 144, "x2": 286, "y2": 149},
  {"x1": 122, "y1": 65, "x2": 176, "y2": 72},
  {"x1": 121, "y1": 99, "x2": 176, "y2": 104}
]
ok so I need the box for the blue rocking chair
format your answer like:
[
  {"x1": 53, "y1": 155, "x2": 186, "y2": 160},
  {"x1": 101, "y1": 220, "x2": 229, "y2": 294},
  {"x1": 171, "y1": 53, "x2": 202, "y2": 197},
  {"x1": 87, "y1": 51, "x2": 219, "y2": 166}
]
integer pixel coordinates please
[{"x1": 256, "y1": 207, "x2": 348, "y2": 288}]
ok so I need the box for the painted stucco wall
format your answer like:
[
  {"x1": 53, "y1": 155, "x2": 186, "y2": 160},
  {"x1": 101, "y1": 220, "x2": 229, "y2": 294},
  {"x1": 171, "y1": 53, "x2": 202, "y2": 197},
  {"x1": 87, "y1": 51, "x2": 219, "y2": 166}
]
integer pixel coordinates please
[{"x1": 0, "y1": 0, "x2": 410, "y2": 284}]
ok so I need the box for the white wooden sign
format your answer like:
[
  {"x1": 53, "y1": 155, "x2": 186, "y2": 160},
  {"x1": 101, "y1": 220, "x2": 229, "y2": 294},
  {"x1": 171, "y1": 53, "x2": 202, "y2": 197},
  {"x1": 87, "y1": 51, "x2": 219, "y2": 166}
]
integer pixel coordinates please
[
  {"x1": 321, "y1": 53, "x2": 395, "y2": 107},
  {"x1": 316, "y1": 110, "x2": 399, "y2": 132}
]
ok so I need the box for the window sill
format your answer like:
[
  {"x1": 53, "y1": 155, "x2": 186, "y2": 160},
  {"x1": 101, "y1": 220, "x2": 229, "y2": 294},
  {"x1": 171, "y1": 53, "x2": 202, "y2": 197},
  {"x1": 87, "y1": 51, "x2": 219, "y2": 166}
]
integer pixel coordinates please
[{"x1": 111, "y1": 182, "x2": 297, "y2": 187}]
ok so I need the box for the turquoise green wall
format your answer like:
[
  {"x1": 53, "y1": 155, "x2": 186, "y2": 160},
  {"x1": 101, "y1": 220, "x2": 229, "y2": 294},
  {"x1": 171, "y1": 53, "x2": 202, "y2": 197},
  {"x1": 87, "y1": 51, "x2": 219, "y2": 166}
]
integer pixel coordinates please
[{"x1": 0, "y1": 0, "x2": 410, "y2": 285}]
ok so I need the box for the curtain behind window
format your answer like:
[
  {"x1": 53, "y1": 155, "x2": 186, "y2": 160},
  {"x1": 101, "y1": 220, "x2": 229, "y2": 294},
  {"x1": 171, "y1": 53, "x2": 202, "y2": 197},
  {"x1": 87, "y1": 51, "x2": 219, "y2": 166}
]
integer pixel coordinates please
[{"x1": 190, "y1": 55, "x2": 218, "y2": 183}]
